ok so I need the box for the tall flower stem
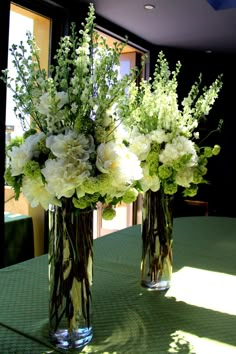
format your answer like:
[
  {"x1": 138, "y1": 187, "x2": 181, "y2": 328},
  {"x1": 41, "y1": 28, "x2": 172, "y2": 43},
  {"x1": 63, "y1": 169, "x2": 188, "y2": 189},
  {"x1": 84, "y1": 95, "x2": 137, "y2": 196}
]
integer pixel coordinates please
[
  {"x1": 48, "y1": 198, "x2": 93, "y2": 349},
  {"x1": 141, "y1": 188, "x2": 173, "y2": 290}
]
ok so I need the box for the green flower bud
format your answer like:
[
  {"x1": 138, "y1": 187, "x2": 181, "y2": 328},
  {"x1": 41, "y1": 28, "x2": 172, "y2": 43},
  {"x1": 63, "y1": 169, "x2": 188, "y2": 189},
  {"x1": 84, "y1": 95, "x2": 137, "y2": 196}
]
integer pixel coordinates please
[
  {"x1": 199, "y1": 166, "x2": 208, "y2": 175},
  {"x1": 204, "y1": 147, "x2": 213, "y2": 158},
  {"x1": 102, "y1": 207, "x2": 116, "y2": 220},
  {"x1": 199, "y1": 156, "x2": 208, "y2": 166},
  {"x1": 212, "y1": 144, "x2": 221, "y2": 156}
]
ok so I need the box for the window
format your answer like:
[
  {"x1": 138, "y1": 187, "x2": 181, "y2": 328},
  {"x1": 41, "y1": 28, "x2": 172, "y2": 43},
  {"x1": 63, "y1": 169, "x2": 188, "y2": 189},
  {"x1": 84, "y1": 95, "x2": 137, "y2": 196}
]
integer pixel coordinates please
[
  {"x1": 4, "y1": 3, "x2": 51, "y2": 257},
  {"x1": 6, "y1": 4, "x2": 51, "y2": 141}
]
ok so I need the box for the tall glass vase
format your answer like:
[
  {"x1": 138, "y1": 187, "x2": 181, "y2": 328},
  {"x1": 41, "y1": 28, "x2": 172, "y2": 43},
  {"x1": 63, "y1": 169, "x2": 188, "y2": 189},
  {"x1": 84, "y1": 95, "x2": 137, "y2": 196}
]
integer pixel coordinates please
[
  {"x1": 141, "y1": 188, "x2": 173, "y2": 290},
  {"x1": 48, "y1": 198, "x2": 93, "y2": 349}
]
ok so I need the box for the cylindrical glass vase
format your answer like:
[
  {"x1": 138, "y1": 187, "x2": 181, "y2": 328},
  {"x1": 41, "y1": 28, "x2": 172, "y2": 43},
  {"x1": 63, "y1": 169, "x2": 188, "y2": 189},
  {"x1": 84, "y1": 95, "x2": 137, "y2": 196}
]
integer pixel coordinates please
[
  {"x1": 141, "y1": 189, "x2": 173, "y2": 290},
  {"x1": 48, "y1": 198, "x2": 93, "y2": 349}
]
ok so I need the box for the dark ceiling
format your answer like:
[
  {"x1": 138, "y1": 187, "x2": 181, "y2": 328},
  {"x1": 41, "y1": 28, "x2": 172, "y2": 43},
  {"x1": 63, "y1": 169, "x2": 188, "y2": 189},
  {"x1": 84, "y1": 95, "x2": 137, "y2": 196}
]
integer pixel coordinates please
[{"x1": 81, "y1": 0, "x2": 236, "y2": 54}]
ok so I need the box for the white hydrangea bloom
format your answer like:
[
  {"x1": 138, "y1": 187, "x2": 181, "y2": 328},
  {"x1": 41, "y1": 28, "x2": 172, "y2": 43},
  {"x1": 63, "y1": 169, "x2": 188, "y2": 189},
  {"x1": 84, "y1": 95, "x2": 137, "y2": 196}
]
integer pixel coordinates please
[
  {"x1": 129, "y1": 133, "x2": 151, "y2": 161},
  {"x1": 96, "y1": 141, "x2": 143, "y2": 186},
  {"x1": 151, "y1": 129, "x2": 170, "y2": 144},
  {"x1": 41, "y1": 158, "x2": 92, "y2": 199},
  {"x1": 159, "y1": 136, "x2": 198, "y2": 167},
  {"x1": 46, "y1": 131, "x2": 95, "y2": 161}
]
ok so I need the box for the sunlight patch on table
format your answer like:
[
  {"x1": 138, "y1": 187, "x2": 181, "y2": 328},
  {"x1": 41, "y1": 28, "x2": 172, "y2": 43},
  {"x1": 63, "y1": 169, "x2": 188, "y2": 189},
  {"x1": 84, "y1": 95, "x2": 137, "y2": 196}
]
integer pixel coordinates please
[
  {"x1": 168, "y1": 330, "x2": 236, "y2": 354},
  {"x1": 165, "y1": 267, "x2": 236, "y2": 315}
]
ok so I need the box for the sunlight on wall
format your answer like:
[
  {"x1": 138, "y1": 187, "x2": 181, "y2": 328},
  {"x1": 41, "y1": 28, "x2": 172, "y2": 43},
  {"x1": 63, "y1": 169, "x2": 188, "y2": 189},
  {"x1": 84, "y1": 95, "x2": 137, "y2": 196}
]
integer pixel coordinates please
[
  {"x1": 168, "y1": 330, "x2": 236, "y2": 354},
  {"x1": 165, "y1": 266, "x2": 236, "y2": 316}
]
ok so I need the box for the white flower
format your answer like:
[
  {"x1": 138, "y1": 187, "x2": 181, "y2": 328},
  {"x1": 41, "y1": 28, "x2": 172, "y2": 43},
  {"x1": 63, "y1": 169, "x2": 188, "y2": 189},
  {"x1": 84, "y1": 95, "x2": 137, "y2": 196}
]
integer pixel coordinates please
[
  {"x1": 36, "y1": 91, "x2": 68, "y2": 115},
  {"x1": 46, "y1": 131, "x2": 95, "y2": 161},
  {"x1": 194, "y1": 131, "x2": 200, "y2": 139},
  {"x1": 159, "y1": 136, "x2": 198, "y2": 167},
  {"x1": 129, "y1": 131, "x2": 151, "y2": 161},
  {"x1": 151, "y1": 129, "x2": 170, "y2": 144},
  {"x1": 139, "y1": 165, "x2": 160, "y2": 192},
  {"x1": 22, "y1": 176, "x2": 60, "y2": 210},
  {"x1": 41, "y1": 158, "x2": 92, "y2": 199},
  {"x1": 176, "y1": 167, "x2": 194, "y2": 187},
  {"x1": 113, "y1": 123, "x2": 130, "y2": 143},
  {"x1": 8, "y1": 145, "x2": 31, "y2": 176},
  {"x1": 8, "y1": 133, "x2": 45, "y2": 176},
  {"x1": 96, "y1": 141, "x2": 142, "y2": 182},
  {"x1": 71, "y1": 102, "x2": 78, "y2": 114}
]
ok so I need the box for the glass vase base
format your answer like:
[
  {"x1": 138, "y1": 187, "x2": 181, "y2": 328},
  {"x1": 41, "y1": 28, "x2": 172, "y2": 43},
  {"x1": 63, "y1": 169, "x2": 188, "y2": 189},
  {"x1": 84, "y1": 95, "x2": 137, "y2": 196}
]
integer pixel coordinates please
[
  {"x1": 141, "y1": 279, "x2": 171, "y2": 291},
  {"x1": 50, "y1": 327, "x2": 93, "y2": 349}
]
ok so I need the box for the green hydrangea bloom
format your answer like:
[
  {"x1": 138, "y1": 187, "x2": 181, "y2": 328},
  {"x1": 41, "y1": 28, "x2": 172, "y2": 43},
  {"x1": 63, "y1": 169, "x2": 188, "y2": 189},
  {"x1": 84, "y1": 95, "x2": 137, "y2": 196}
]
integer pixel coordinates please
[
  {"x1": 102, "y1": 207, "x2": 116, "y2": 220},
  {"x1": 198, "y1": 156, "x2": 208, "y2": 166},
  {"x1": 146, "y1": 150, "x2": 159, "y2": 175},
  {"x1": 163, "y1": 181, "x2": 178, "y2": 195},
  {"x1": 199, "y1": 165, "x2": 208, "y2": 175},
  {"x1": 72, "y1": 197, "x2": 90, "y2": 209},
  {"x1": 192, "y1": 170, "x2": 203, "y2": 184},
  {"x1": 122, "y1": 188, "x2": 139, "y2": 204},
  {"x1": 158, "y1": 165, "x2": 172, "y2": 179},
  {"x1": 23, "y1": 161, "x2": 41, "y2": 178},
  {"x1": 183, "y1": 185, "x2": 198, "y2": 197},
  {"x1": 85, "y1": 192, "x2": 100, "y2": 204}
]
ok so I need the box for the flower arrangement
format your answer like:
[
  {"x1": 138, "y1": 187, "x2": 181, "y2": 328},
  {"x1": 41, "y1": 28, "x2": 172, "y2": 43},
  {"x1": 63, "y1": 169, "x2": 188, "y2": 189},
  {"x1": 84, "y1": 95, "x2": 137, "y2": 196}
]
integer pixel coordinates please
[
  {"x1": 2, "y1": 4, "x2": 144, "y2": 220},
  {"x1": 115, "y1": 51, "x2": 223, "y2": 198},
  {"x1": 113, "y1": 51, "x2": 223, "y2": 290},
  {"x1": 2, "y1": 4, "x2": 148, "y2": 347}
]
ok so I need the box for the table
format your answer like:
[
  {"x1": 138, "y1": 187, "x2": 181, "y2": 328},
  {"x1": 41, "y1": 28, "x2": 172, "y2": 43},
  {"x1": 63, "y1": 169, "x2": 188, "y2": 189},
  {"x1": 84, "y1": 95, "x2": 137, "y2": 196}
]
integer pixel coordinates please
[
  {"x1": 0, "y1": 216, "x2": 236, "y2": 353},
  {"x1": 3, "y1": 212, "x2": 34, "y2": 267}
]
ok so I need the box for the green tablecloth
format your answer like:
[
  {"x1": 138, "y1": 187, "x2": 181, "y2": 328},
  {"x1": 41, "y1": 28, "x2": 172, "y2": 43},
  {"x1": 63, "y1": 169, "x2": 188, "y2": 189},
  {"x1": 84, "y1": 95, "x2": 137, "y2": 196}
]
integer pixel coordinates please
[
  {"x1": 0, "y1": 217, "x2": 236, "y2": 353},
  {"x1": 4, "y1": 212, "x2": 34, "y2": 267}
]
